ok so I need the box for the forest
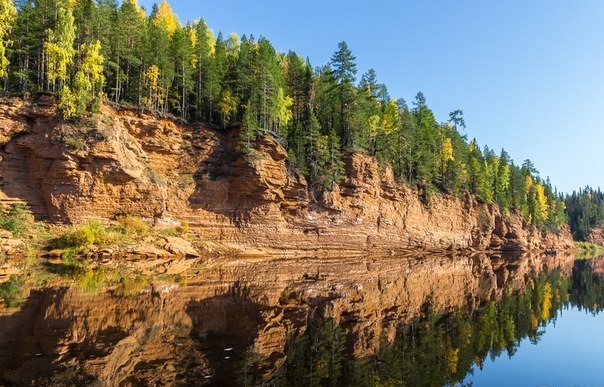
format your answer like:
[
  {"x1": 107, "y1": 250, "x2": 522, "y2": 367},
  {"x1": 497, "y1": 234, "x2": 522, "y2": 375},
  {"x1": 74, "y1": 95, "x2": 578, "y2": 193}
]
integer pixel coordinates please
[
  {"x1": 565, "y1": 187, "x2": 604, "y2": 240},
  {"x1": 0, "y1": 0, "x2": 567, "y2": 230}
]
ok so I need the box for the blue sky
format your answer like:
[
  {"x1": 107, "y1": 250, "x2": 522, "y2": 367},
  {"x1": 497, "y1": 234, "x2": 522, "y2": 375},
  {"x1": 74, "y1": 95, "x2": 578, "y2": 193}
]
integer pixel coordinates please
[{"x1": 138, "y1": 0, "x2": 604, "y2": 194}]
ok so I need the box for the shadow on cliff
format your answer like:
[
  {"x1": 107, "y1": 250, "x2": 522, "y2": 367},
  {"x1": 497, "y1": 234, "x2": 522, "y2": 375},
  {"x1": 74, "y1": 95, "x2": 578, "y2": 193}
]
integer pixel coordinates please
[
  {"x1": 0, "y1": 287, "x2": 99, "y2": 386},
  {"x1": 0, "y1": 96, "x2": 60, "y2": 221},
  {"x1": 185, "y1": 283, "x2": 271, "y2": 386},
  {"x1": 187, "y1": 125, "x2": 285, "y2": 225}
]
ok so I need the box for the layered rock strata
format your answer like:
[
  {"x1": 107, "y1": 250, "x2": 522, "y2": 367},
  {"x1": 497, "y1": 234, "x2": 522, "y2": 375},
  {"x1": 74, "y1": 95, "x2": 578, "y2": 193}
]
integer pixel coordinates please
[{"x1": 0, "y1": 97, "x2": 573, "y2": 252}]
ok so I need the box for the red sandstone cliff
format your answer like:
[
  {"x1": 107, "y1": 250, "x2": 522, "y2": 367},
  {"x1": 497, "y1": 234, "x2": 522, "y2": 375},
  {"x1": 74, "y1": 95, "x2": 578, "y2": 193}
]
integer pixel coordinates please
[{"x1": 0, "y1": 97, "x2": 573, "y2": 252}]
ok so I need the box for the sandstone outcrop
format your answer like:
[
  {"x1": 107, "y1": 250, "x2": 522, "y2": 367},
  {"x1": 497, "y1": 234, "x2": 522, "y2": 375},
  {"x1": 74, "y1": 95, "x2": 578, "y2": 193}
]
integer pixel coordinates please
[
  {"x1": 0, "y1": 97, "x2": 573, "y2": 252},
  {"x1": 587, "y1": 227, "x2": 604, "y2": 245}
]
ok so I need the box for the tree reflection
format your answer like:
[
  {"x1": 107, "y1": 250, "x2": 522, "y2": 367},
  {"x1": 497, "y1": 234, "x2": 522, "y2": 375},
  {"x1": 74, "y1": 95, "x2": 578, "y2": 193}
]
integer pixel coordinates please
[
  {"x1": 570, "y1": 259, "x2": 604, "y2": 314},
  {"x1": 277, "y1": 269, "x2": 576, "y2": 386}
]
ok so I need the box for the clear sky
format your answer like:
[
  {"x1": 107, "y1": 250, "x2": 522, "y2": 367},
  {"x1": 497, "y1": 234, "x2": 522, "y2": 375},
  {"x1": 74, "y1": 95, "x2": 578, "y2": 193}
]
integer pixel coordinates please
[{"x1": 138, "y1": 0, "x2": 604, "y2": 194}]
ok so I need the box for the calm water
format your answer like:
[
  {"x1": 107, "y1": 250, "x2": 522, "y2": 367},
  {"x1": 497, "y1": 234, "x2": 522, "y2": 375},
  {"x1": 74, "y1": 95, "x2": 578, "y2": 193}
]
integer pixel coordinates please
[
  {"x1": 0, "y1": 252, "x2": 602, "y2": 386},
  {"x1": 464, "y1": 306, "x2": 604, "y2": 386}
]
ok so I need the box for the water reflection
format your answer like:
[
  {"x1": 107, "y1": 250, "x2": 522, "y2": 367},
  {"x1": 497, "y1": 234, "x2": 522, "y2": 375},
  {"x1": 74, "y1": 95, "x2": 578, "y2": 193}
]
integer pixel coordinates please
[
  {"x1": 0, "y1": 251, "x2": 597, "y2": 386},
  {"x1": 277, "y1": 256, "x2": 604, "y2": 387},
  {"x1": 277, "y1": 269, "x2": 570, "y2": 386}
]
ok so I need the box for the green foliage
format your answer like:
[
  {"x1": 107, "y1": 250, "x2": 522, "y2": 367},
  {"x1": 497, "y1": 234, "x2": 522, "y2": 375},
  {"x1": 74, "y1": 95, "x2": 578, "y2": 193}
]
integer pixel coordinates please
[
  {"x1": 63, "y1": 135, "x2": 87, "y2": 150},
  {"x1": 44, "y1": 4, "x2": 76, "y2": 88},
  {"x1": 284, "y1": 318, "x2": 347, "y2": 386},
  {"x1": 565, "y1": 186, "x2": 604, "y2": 240},
  {"x1": 575, "y1": 241, "x2": 604, "y2": 259},
  {"x1": 0, "y1": 203, "x2": 32, "y2": 236},
  {"x1": 76, "y1": 268, "x2": 107, "y2": 294},
  {"x1": 571, "y1": 259, "x2": 604, "y2": 313},
  {"x1": 2, "y1": 0, "x2": 569, "y2": 230},
  {"x1": 280, "y1": 269, "x2": 572, "y2": 386},
  {"x1": 145, "y1": 164, "x2": 167, "y2": 187},
  {"x1": 55, "y1": 219, "x2": 116, "y2": 249},
  {"x1": 116, "y1": 215, "x2": 149, "y2": 236},
  {"x1": 113, "y1": 273, "x2": 148, "y2": 297},
  {"x1": 0, "y1": 0, "x2": 17, "y2": 78},
  {"x1": 0, "y1": 275, "x2": 25, "y2": 307},
  {"x1": 58, "y1": 85, "x2": 77, "y2": 119}
]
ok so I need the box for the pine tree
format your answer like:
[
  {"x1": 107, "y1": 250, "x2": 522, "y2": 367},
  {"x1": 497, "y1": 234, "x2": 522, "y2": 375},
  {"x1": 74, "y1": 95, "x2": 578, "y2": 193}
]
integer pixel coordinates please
[
  {"x1": 114, "y1": 0, "x2": 146, "y2": 103},
  {"x1": 148, "y1": 0, "x2": 179, "y2": 113},
  {"x1": 329, "y1": 41, "x2": 358, "y2": 149},
  {"x1": 359, "y1": 68, "x2": 379, "y2": 99},
  {"x1": 171, "y1": 23, "x2": 196, "y2": 119},
  {"x1": 193, "y1": 18, "x2": 217, "y2": 121},
  {"x1": 283, "y1": 52, "x2": 312, "y2": 173},
  {"x1": 448, "y1": 109, "x2": 466, "y2": 131},
  {"x1": 73, "y1": 0, "x2": 97, "y2": 46},
  {"x1": 93, "y1": 0, "x2": 117, "y2": 99},
  {"x1": 411, "y1": 92, "x2": 439, "y2": 196}
]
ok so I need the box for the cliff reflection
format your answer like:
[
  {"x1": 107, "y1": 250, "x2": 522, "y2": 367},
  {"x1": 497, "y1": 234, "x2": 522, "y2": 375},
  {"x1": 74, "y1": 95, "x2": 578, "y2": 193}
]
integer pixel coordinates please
[
  {"x1": 278, "y1": 268, "x2": 570, "y2": 386},
  {"x1": 0, "y1": 251, "x2": 588, "y2": 386}
]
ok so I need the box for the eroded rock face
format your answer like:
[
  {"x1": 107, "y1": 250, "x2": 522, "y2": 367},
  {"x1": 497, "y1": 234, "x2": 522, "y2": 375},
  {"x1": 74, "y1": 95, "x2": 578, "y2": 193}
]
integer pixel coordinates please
[
  {"x1": 587, "y1": 227, "x2": 604, "y2": 245},
  {"x1": 0, "y1": 98, "x2": 573, "y2": 251},
  {"x1": 0, "y1": 251, "x2": 576, "y2": 385},
  {"x1": 0, "y1": 101, "x2": 167, "y2": 222}
]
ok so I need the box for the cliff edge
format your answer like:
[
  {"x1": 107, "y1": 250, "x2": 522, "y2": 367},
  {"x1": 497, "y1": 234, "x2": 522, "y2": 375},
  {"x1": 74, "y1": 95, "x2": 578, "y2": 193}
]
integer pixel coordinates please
[{"x1": 0, "y1": 97, "x2": 573, "y2": 252}]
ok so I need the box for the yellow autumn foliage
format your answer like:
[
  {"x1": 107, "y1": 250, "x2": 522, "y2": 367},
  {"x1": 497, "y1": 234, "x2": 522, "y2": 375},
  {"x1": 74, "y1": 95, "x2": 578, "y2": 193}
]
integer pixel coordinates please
[
  {"x1": 0, "y1": 0, "x2": 17, "y2": 78},
  {"x1": 442, "y1": 137, "x2": 454, "y2": 163},
  {"x1": 541, "y1": 282, "x2": 553, "y2": 320},
  {"x1": 152, "y1": 0, "x2": 179, "y2": 36},
  {"x1": 534, "y1": 183, "x2": 549, "y2": 221}
]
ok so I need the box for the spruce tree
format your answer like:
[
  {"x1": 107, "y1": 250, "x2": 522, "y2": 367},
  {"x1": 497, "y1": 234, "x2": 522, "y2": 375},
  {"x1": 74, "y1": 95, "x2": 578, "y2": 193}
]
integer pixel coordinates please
[{"x1": 329, "y1": 41, "x2": 358, "y2": 150}]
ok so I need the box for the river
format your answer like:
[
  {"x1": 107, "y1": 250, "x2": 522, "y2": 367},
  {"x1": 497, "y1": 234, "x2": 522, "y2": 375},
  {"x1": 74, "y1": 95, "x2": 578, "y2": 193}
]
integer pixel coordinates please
[{"x1": 0, "y1": 250, "x2": 601, "y2": 386}]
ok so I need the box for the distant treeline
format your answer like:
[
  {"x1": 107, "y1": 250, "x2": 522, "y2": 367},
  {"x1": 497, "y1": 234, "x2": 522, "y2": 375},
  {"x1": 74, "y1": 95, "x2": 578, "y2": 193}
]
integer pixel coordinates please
[
  {"x1": 565, "y1": 187, "x2": 604, "y2": 240},
  {"x1": 0, "y1": 0, "x2": 566, "y2": 230}
]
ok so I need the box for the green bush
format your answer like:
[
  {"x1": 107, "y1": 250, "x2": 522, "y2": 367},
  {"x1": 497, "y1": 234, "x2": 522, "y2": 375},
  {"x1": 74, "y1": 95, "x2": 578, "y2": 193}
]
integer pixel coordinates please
[
  {"x1": 116, "y1": 215, "x2": 149, "y2": 236},
  {"x1": 76, "y1": 268, "x2": 107, "y2": 294},
  {"x1": 0, "y1": 275, "x2": 26, "y2": 307},
  {"x1": 0, "y1": 203, "x2": 32, "y2": 236},
  {"x1": 56, "y1": 219, "x2": 116, "y2": 249},
  {"x1": 63, "y1": 136, "x2": 88, "y2": 151},
  {"x1": 575, "y1": 241, "x2": 604, "y2": 259}
]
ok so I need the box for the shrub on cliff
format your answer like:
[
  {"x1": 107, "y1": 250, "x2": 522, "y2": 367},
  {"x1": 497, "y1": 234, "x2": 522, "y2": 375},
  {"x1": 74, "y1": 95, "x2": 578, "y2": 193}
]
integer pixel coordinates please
[
  {"x1": 0, "y1": 275, "x2": 26, "y2": 308},
  {"x1": 55, "y1": 219, "x2": 117, "y2": 249},
  {"x1": 116, "y1": 215, "x2": 149, "y2": 236},
  {"x1": 0, "y1": 203, "x2": 32, "y2": 236}
]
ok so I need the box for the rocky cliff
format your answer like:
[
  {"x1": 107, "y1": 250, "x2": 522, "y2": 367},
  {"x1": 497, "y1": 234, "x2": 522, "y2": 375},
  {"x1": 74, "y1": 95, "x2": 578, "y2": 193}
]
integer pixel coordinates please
[{"x1": 0, "y1": 97, "x2": 573, "y2": 252}]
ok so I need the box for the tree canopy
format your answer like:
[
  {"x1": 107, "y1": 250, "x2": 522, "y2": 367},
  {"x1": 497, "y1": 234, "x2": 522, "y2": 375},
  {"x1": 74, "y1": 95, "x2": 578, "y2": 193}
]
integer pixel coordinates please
[{"x1": 0, "y1": 0, "x2": 568, "y2": 231}]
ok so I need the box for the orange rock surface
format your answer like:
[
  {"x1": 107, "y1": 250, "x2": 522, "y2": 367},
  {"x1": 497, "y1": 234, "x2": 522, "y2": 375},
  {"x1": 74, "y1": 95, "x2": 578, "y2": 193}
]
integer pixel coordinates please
[{"x1": 0, "y1": 97, "x2": 573, "y2": 252}]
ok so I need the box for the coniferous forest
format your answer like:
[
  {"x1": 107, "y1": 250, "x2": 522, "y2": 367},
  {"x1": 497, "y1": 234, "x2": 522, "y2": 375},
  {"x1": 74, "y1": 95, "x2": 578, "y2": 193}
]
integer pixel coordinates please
[
  {"x1": 0, "y1": 0, "x2": 568, "y2": 231},
  {"x1": 565, "y1": 187, "x2": 604, "y2": 240}
]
